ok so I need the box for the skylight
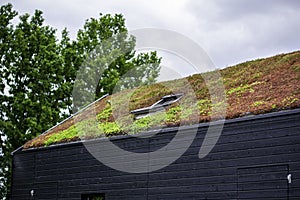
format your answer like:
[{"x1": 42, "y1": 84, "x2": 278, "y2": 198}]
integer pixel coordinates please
[{"x1": 130, "y1": 93, "x2": 183, "y2": 119}]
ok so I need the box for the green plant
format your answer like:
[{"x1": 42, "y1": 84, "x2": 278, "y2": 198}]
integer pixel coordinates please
[
  {"x1": 252, "y1": 100, "x2": 265, "y2": 107},
  {"x1": 96, "y1": 104, "x2": 112, "y2": 122},
  {"x1": 197, "y1": 99, "x2": 212, "y2": 115},
  {"x1": 166, "y1": 106, "x2": 182, "y2": 122},
  {"x1": 292, "y1": 65, "x2": 300, "y2": 72},
  {"x1": 282, "y1": 96, "x2": 299, "y2": 107},
  {"x1": 98, "y1": 122, "x2": 122, "y2": 136},
  {"x1": 127, "y1": 111, "x2": 166, "y2": 134},
  {"x1": 227, "y1": 81, "x2": 263, "y2": 96},
  {"x1": 44, "y1": 125, "x2": 78, "y2": 146},
  {"x1": 23, "y1": 50, "x2": 300, "y2": 153},
  {"x1": 128, "y1": 117, "x2": 152, "y2": 133}
]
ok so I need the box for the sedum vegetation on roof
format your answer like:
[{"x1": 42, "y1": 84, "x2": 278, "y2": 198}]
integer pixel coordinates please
[{"x1": 23, "y1": 51, "x2": 300, "y2": 149}]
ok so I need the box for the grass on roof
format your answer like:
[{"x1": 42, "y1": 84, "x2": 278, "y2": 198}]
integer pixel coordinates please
[{"x1": 23, "y1": 51, "x2": 300, "y2": 149}]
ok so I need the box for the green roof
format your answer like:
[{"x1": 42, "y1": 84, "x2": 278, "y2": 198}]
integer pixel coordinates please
[{"x1": 24, "y1": 50, "x2": 300, "y2": 149}]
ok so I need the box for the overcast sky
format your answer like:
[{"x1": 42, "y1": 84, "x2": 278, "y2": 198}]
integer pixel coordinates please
[{"x1": 2, "y1": 0, "x2": 300, "y2": 77}]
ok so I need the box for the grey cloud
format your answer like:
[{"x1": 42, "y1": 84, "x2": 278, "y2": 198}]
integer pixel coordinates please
[
  {"x1": 188, "y1": 0, "x2": 300, "y2": 22},
  {"x1": 2, "y1": 0, "x2": 300, "y2": 69},
  {"x1": 216, "y1": 0, "x2": 300, "y2": 20},
  {"x1": 185, "y1": 0, "x2": 300, "y2": 67}
]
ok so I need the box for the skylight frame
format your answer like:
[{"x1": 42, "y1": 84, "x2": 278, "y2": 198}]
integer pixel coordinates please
[{"x1": 130, "y1": 93, "x2": 184, "y2": 119}]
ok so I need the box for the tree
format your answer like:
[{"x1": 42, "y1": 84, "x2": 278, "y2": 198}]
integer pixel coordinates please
[
  {"x1": 0, "y1": 4, "x2": 161, "y2": 199},
  {"x1": 0, "y1": 5, "x2": 71, "y2": 199},
  {"x1": 73, "y1": 14, "x2": 161, "y2": 110},
  {"x1": 0, "y1": 4, "x2": 18, "y2": 199}
]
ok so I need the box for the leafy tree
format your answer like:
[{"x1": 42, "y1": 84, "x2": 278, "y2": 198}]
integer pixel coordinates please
[
  {"x1": 0, "y1": 4, "x2": 18, "y2": 199},
  {"x1": 0, "y1": 5, "x2": 71, "y2": 199},
  {"x1": 0, "y1": 4, "x2": 161, "y2": 199},
  {"x1": 73, "y1": 14, "x2": 161, "y2": 110}
]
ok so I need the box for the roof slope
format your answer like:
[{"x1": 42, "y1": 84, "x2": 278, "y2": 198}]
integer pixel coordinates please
[{"x1": 24, "y1": 50, "x2": 300, "y2": 149}]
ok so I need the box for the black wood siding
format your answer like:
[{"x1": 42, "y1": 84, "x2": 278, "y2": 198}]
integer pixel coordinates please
[{"x1": 11, "y1": 109, "x2": 300, "y2": 200}]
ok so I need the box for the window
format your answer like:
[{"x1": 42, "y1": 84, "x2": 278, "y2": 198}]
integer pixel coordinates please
[
  {"x1": 130, "y1": 93, "x2": 183, "y2": 119},
  {"x1": 151, "y1": 93, "x2": 183, "y2": 107},
  {"x1": 81, "y1": 194, "x2": 105, "y2": 200}
]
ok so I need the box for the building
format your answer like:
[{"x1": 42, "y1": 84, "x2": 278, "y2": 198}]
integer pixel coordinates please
[{"x1": 11, "y1": 51, "x2": 300, "y2": 199}]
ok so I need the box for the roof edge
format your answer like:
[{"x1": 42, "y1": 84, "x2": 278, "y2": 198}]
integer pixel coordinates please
[
  {"x1": 15, "y1": 108, "x2": 300, "y2": 154},
  {"x1": 11, "y1": 94, "x2": 109, "y2": 155}
]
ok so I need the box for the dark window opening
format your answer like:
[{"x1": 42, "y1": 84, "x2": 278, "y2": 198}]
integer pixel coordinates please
[
  {"x1": 131, "y1": 93, "x2": 183, "y2": 119},
  {"x1": 81, "y1": 193, "x2": 105, "y2": 200}
]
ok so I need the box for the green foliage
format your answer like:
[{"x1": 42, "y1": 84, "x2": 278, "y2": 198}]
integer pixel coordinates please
[
  {"x1": 252, "y1": 100, "x2": 265, "y2": 107},
  {"x1": 197, "y1": 99, "x2": 212, "y2": 115},
  {"x1": 272, "y1": 104, "x2": 277, "y2": 109},
  {"x1": 96, "y1": 104, "x2": 112, "y2": 122},
  {"x1": 22, "y1": 50, "x2": 300, "y2": 150},
  {"x1": 43, "y1": 119, "x2": 101, "y2": 146},
  {"x1": 226, "y1": 84, "x2": 254, "y2": 96},
  {"x1": 165, "y1": 106, "x2": 182, "y2": 122},
  {"x1": 44, "y1": 125, "x2": 78, "y2": 146},
  {"x1": 89, "y1": 196, "x2": 104, "y2": 200},
  {"x1": 0, "y1": 3, "x2": 161, "y2": 199},
  {"x1": 1, "y1": 4, "x2": 68, "y2": 198},
  {"x1": 127, "y1": 112, "x2": 166, "y2": 134},
  {"x1": 292, "y1": 65, "x2": 300, "y2": 72},
  {"x1": 73, "y1": 14, "x2": 161, "y2": 111},
  {"x1": 226, "y1": 81, "x2": 262, "y2": 96},
  {"x1": 98, "y1": 122, "x2": 122, "y2": 136},
  {"x1": 282, "y1": 96, "x2": 299, "y2": 107},
  {"x1": 0, "y1": 4, "x2": 18, "y2": 198},
  {"x1": 132, "y1": 117, "x2": 153, "y2": 130}
]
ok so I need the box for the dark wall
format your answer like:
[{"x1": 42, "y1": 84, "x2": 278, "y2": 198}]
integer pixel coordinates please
[{"x1": 11, "y1": 110, "x2": 300, "y2": 200}]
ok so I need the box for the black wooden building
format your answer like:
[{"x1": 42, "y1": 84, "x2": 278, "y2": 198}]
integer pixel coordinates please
[{"x1": 11, "y1": 109, "x2": 300, "y2": 200}]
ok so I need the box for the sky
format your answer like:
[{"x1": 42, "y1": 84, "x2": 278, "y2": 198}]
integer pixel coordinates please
[{"x1": 2, "y1": 0, "x2": 300, "y2": 78}]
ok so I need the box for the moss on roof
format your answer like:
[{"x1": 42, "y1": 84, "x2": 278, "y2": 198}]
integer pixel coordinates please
[{"x1": 23, "y1": 51, "x2": 300, "y2": 149}]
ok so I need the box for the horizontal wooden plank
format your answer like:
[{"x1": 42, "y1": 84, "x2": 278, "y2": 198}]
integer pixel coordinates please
[{"x1": 12, "y1": 111, "x2": 300, "y2": 199}]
